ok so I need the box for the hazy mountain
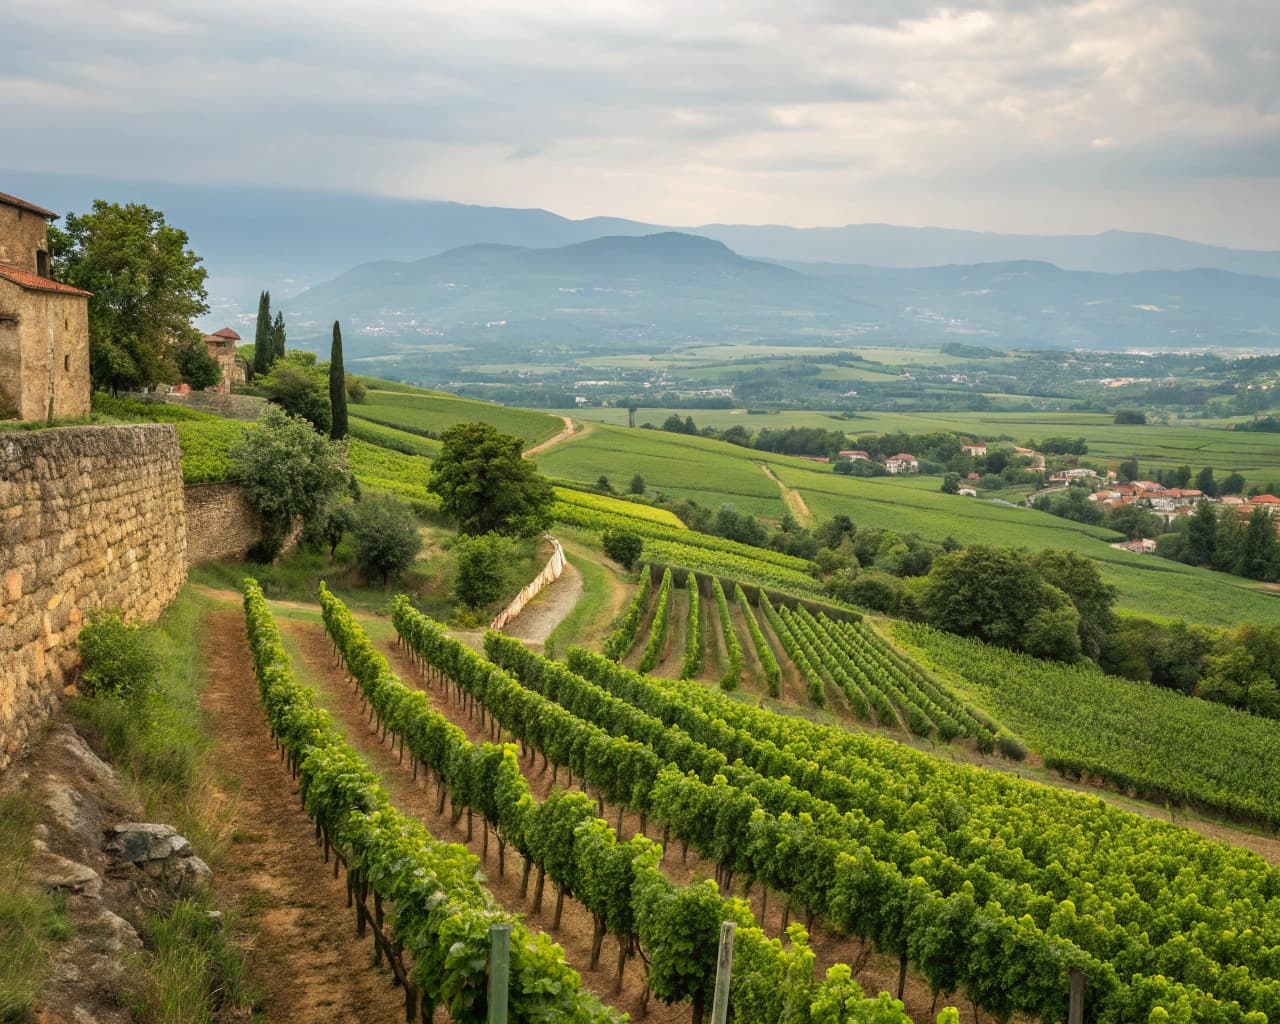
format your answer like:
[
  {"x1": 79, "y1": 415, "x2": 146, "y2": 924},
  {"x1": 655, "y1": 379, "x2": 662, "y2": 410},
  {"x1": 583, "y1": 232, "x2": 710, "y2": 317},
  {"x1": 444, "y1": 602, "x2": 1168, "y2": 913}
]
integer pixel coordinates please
[
  {"x1": 5, "y1": 170, "x2": 1278, "y2": 336},
  {"x1": 282, "y1": 234, "x2": 1280, "y2": 355}
]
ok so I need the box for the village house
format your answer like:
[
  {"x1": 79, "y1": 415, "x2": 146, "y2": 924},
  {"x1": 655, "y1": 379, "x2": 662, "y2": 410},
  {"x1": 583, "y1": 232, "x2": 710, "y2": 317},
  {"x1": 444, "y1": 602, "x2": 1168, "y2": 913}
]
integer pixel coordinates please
[
  {"x1": 1146, "y1": 488, "x2": 1203, "y2": 513},
  {"x1": 961, "y1": 443, "x2": 987, "y2": 457},
  {"x1": 1011, "y1": 445, "x2": 1046, "y2": 470},
  {"x1": 201, "y1": 327, "x2": 246, "y2": 393},
  {"x1": 1245, "y1": 494, "x2": 1280, "y2": 517},
  {"x1": 839, "y1": 449, "x2": 870, "y2": 461},
  {"x1": 885, "y1": 453, "x2": 919, "y2": 474},
  {"x1": 0, "y1": 192, "x2": 91, "y2": 421}
]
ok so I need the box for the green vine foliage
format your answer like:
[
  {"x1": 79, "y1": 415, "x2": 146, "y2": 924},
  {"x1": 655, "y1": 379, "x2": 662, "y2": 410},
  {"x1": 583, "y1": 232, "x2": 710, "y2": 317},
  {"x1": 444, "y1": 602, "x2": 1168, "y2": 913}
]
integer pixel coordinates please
[
  {"x1": 681, "y1": 575, "x2": 704, "y2": 680},
  {"x1": 735, "y1": 584, "x2": 781, "y2": 697},
  {"x1": 602, "y1": 566, "x2": 651, "y2": 661},
  {"x1": 711, "y1": 577, "x2": 743, "y2": 690},
  {"x1": 639, "y1": 568, "x2": 674, "y2": 673}
]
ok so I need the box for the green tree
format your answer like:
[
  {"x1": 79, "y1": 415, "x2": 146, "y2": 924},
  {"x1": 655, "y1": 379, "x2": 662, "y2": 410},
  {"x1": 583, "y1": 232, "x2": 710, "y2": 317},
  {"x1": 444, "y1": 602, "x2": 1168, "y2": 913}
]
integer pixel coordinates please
[
  {"x1": 1027, "y1": 549, "x2": 1116, "y2": 661},
  {"x1": 271, "y1": 310, "x2": 286, "y2": 363},
  {"x1": 1195, "y1": 466, "x2": 1217, "y2": 497},
  {"x1": 1202, "y1": 623, "x2": 1280, "y2": 719},
  {"x1": 1235, "y1": 506, "x2": 1279, "y2": 581},
  {"x1": 260, "y1": 354, "x2": 331, "y2": 434},
  {"x1": 252, "y1": 291, "x2": 273, "y2": 377},
  {"x1": 920, "y1": 545, "x2": 1081, "y2": 661},
  {"x1": 1118, "y1": 458, "x2": 1139, "y2": 483},
  {"x1": 602, "y1": 529, "x2": 643, "y2": 570},
  {"x1": 328, "y1": 321, "x2": 348, "y2": 440},
  {"x1": 453, "y1": 533, "x2": 515, "y2": 609},
  {"x1": 1114, "y1": 409, "x2": 1146, "y2": 425},
  {"x1": 629, "y1": 473, "x2": 646, "y2": 495},
  {"x1": 1185, "y1": 500, "x2": 1220, "y2": 565},
  {"x1": 230, "y1": 407, "x2": 350, "y2": 555},
  {"x1": 595, "y1": 474, "x2": 614, "y2": 493},
  {"x1": 173, "y1": 336, "x2": 221, "y2": 390},
  {"x1": 50, "y1": 200, "x2": 208, "y2": 393},
  {"x1": 1219, "y1": 471, "x2": 1247, "y2": 495},
  {"x1": 940, "y1": 473, "x2": 960, "y2": 494},
  {"x1": 351, "y1": 493, "x2": 422, "y2": 586},
  {"x1": 428, "y1": 422, "x2": 554, "y2": 536}
]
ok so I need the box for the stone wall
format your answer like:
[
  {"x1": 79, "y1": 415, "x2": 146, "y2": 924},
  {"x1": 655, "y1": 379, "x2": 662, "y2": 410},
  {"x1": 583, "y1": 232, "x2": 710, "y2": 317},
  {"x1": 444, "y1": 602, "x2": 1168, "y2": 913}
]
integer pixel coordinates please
[
  {"x1": 183, "y1": 482, "x2": 265, "y2": 565},
  {"x1": 0, "y1": 279, "x2": 92, "y2": 421},
  {"x1": 0, "y1": 425, "x2": 188, "y2": 769},
  {"x1": 0, "y1": 202, "x2": 49, "y2": 274}
]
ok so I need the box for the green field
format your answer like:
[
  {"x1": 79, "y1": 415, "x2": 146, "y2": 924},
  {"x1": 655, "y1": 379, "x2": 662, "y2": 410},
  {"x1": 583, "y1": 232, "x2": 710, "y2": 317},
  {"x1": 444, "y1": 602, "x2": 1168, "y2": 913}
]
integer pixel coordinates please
[
  {"x1": 553, "y1": 407, "x2": 863, "y2": 431},
  {"x1": 534, "y1": 421, "x2": 1279, "y2": 624},
  {"x1": 357, "y1": 383, "x2": 562, "y2": 446}
]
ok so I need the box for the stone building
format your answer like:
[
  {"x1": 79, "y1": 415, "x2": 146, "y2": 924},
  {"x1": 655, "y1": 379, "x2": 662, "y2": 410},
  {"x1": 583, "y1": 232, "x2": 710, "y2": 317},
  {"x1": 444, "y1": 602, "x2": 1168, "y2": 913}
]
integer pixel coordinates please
[
  {"x1": 201, "y1": 327, "x2": 246, "y2": 392},
  {"x1": 0, "y1": 192, "x2": 91, "y2": 421}
]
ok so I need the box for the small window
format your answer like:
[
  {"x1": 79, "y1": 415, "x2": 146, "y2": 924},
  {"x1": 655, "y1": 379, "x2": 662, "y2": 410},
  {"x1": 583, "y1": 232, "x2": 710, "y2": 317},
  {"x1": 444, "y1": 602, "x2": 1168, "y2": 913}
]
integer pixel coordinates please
[
  {"x1": 36, "y1": 250, "x2": 50, "y2": 277},
  {"x1": 64, "y1": 354, "x2": 70, "y2": 372}
]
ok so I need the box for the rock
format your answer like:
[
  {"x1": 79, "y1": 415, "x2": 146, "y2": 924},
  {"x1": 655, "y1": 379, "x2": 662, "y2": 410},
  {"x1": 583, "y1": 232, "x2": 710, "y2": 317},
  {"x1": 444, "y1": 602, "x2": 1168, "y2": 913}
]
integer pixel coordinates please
[
  {"x1": 30, "y1": 847, "x2": 102, "y2": 899},
  {"x1": 104, "y1": 822, "x2": 210, "y2": 895}
]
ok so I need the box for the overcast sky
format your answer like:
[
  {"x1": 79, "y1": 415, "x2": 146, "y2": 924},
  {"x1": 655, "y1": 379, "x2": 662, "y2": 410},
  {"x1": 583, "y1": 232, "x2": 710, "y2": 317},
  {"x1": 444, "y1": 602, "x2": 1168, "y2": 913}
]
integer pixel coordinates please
[{"x1": 5, "y1": 0, "x2": 1278, "y2": 248}]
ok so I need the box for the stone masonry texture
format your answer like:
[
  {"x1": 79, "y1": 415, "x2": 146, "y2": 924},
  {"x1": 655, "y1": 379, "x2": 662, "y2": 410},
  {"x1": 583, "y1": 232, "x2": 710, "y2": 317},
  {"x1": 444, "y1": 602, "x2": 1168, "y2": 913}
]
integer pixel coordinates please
[{"x1": 0, "y1": 425, "x2": 187, "y2": 769}]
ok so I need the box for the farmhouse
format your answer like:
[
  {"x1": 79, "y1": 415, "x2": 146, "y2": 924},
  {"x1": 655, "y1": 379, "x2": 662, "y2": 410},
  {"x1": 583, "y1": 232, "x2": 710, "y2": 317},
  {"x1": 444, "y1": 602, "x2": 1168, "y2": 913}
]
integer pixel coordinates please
[
  {"x1": 885, "y1": 453, "x2": 919, "y2": 474},
  {"x1": 202, "y1": 327, "x2": 246, "y2": 392},
  {"x1": 961, "y1": 443, "x2": 987, "y2": 456},
  {"x1": 839, "y1": 449, "x2": 870, "y2": 461},
  {"x1": 0, "y1": 192, "x2": 91, "y2": 421}
]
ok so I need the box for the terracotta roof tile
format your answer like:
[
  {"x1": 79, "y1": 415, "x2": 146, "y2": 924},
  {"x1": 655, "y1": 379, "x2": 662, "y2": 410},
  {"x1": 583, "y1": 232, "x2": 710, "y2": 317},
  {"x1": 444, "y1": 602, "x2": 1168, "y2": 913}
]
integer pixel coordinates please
[
  {"x1": 0, "y1": 192, "x2": 58, "y2": 219},
  {"x1": 208, "y1": 327, "x2": 241, "y2": 340},
  {"x1": 0, "y1": 263, "x2": 91, "y2": 297}
]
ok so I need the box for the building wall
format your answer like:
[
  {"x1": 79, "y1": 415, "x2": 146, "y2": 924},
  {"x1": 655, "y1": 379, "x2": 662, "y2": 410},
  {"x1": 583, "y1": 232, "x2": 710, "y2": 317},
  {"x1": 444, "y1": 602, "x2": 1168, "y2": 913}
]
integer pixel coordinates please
[
  {"x1": 0, "y1": 425, "x2": 188, "y2": 769},
  {"x1": 0, "y1": 279, "x2": 91, "y2": 420},
  {"x1": 0, "y1": 203, "x2": 49, "y2": 273}
]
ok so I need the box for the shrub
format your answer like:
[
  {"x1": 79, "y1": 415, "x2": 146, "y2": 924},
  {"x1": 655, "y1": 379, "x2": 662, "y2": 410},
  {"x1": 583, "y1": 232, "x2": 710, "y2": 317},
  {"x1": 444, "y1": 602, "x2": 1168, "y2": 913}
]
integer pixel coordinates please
[
  {"x1": 454, "y1": 533, "x2": 516, "y2": 610},
  {"x1": 77, "y1": 611, "x2": 158, "y2": 700},
  {"x1": 602, "y1": 529, "x2": 643, "y2": 570},
  {"x1": 351, "y1": 494, "x2": 423, "y2": 586}
]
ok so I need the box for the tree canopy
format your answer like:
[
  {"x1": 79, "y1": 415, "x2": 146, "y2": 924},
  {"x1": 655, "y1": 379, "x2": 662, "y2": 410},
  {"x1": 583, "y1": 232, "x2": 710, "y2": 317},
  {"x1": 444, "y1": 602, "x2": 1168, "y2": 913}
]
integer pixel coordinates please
[
  {"x1": 351, "y1": 493, "x2": 421, "y2": 586},
  {"x1": 50, "y1": 200, "x2": 208, "y2": 393},
  {"x1": 428, "y1": 422, "x2": 554, "y2": 536}
]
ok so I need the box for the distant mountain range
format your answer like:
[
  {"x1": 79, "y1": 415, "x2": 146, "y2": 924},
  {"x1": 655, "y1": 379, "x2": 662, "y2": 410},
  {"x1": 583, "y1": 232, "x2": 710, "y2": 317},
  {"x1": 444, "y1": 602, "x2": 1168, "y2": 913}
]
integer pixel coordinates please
[
  {"x1": 6, "y1": 169, "x2": 1278, "y2": 352},
  {"x1": 281, "y1": 232, "x2": 1280, "y2": 355}
]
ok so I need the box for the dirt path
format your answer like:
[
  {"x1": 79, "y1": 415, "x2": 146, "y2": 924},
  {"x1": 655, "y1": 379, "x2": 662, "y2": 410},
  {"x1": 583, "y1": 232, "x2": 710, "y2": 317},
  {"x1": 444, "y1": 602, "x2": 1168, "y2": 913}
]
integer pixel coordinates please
[
  {"x1": 759, "y1": 462, "x2": 812, "y2": 524},
  {"x1": 523, "y1": 416, "x2": 579, "y2": 459},
  {"x1": 500, "y1": 557, "x2": 584, "y2": 648},
  {"x1": 200, "y1": 609, "x2": 410, "y2": 1024}
]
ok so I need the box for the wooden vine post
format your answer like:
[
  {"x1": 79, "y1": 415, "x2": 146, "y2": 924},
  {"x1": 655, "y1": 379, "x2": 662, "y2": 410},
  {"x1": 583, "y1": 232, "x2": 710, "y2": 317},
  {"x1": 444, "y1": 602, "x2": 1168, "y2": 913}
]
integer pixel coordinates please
[
  {"x1": 488, "y1": 923, "x2": 512, "y2": 1024},
  {"x1": 709, "y1": 921, "x2": 736, "y2": 1024}
]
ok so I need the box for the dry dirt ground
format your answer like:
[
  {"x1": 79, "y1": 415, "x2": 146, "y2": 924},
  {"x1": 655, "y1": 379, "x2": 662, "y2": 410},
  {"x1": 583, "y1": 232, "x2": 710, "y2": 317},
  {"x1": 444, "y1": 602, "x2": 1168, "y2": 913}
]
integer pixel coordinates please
[
  {"x1": 522, "y1": 416, "x2": 579, "y2": 459},
  {"x1": 201, "y1": 608, "x2": 414, "y2": 1024},
  {"x1": 497, "y1": 557, "x2": 584, "y2": 649}
]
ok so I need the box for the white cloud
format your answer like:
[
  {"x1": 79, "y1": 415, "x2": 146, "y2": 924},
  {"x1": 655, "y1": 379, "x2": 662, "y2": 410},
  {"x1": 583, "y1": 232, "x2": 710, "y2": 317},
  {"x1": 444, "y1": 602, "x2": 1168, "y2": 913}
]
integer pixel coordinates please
[{"x1": 1, "y1": 0, "x2": 1277, "y2": 246}]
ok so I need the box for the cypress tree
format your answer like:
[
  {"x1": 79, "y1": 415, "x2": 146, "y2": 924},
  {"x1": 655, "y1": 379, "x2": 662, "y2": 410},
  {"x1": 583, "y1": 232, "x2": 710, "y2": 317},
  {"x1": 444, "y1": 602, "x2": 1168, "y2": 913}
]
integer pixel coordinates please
[
  {"x1": 252, "y1": 290, "x2": 272, "y2": 377},
  {"x1": 272, "y1": 311, "x2": 287, "y2": 363},
  {"x1": 329, "y1": 320, "x2": 348, "y2": 440}
]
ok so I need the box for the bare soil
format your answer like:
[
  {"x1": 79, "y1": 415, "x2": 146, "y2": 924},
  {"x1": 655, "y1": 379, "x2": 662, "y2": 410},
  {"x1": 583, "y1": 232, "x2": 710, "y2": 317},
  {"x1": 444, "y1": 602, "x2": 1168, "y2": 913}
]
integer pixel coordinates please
[
  {"x1": 523, "y1": 416, "x2": 579, "y2": 459},
  {"x1": 201, "y1": 609, "x2": 412, "y2": 1024},
  {"x1": 500, "y1": 557, "x2": 584, "y2": 649}
]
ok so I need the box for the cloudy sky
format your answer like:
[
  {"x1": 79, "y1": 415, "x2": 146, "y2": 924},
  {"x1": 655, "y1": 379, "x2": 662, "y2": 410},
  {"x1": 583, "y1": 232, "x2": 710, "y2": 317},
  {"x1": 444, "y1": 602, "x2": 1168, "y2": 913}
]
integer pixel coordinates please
[{"x1": 5, "y1": 0, "x2": 1278, "y2": 247}]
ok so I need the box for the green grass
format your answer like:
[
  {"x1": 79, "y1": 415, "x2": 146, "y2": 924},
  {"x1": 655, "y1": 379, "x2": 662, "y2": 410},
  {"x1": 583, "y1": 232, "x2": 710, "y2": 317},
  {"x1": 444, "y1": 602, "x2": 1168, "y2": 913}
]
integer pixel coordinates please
[
  {"x1": 0, "y1": 792, "x2": 74, "y2": 1021},
  {"x1": 358, "y1": 388, "x2": 562, "y2": 446}
]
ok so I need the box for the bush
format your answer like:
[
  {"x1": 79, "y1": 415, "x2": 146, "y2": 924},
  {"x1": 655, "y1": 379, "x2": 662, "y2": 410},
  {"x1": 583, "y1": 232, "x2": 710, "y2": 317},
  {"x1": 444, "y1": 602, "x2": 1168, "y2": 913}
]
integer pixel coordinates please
[
  {"x1": 351, "y1": 494, "x2": 423, "y2": 586},
  {"x1": 77, "y1": 610, "x2": 159, "y2": 700},
  {"x1": 602, "y1": 529, "x2": 643, "y2": 570},
  {"x1": 454, "y1": 533, "x2": 516, "y2": 610}
]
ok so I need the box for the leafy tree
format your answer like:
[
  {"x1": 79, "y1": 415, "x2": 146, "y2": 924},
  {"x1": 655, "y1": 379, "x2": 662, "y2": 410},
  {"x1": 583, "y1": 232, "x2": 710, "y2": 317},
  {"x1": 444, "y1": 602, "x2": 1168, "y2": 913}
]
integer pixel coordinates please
[
  {"x1": 252, "y1": 291, "x2": 273, "y2": 378},
  {"x1": 1201, "y1": 623, "x2": 1280, "y2": 719},
  {"x1": 454, "y1": 533, "x2": 515, "y2": 609},
  {"x1": 428, "y1": 422, "x2": 554, "y2": 536},
  {"x1": 173, "y1": 335, "x2": 221, "y2": 390},
  {"x1": 595, "y1": 474, "x2": 614, "y2": 493},
  {"x1": 260, "y1": 354, "x2": 331, "y2": 433},
  {"x1": 1118, "y1": 458, "x2": 1139, "y2": 483},
  {"x1": 328, "y1": 321, "x2": 348, "y2": 440},
  {"x1": 1106, "y1": 503, "x2": 1162, "y2": 539},
  {"x1": 940, "y1": 473, "x2": 960, "y2": 494},
  {"x1": 629, "y1": 473, "x2": 645, "y2": 495},
  {"x1": 50, "y1": 200, "x2": 208, "y2": 393},
  {"x1": 1185, "y1": 500, "x2": 1220, "y2": 565},
  {"x1": 351, "y1": 493, "x2": 422, "y2": 586},
  {"x1": 602, "y1": 529, "x2": 643, "y2": 570},
  {"x1": 1195, "y1": 466, "x2": 1217, "y2": 497},
  {"x1": 230, "y1": 407, "x2": 350, "y2": 554},
  {"x1": 1234, "y1": 506, "x2": 1279, "y2": 581},
  {"x1": 1027, "y1": 549, "x2": 1116, "y2": 661},
  {"x1": 1114, "y1": 409, "x2": 1146, "y2": 425},
  {"x1": 920, "y1": 545, "x2": 1081, "y2": 661},
  {"x1": 1220, "y1": 471, "x2": 1247, "y2": 495}
]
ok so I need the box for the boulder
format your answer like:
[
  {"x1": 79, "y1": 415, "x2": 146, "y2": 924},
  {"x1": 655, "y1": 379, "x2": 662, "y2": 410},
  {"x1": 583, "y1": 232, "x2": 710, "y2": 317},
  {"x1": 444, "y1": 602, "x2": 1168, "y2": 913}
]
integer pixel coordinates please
[{"x1": 103, "y1": 822, "x2": 211, "y2": 895}]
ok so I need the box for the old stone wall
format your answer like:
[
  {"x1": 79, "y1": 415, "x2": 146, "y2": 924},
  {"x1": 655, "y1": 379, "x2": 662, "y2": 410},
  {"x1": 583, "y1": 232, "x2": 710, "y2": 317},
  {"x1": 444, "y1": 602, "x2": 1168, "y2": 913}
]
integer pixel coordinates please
[
  {"x1": 183, "y1": 483, "x2": 265, "y2": 565},
  {"x1": 0, "y1": 202, "x2": 49, "y2": 274},
  {"x1": 0, "y1": 425, "x2": 188, "y2": 769},
  {"x1": 0, "y1": 278, "x2": 91, "y2": 421}
]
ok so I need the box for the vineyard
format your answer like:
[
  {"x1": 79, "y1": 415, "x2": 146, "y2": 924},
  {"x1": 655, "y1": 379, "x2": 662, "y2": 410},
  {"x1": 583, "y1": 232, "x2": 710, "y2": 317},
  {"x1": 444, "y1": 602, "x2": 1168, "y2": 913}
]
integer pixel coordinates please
[
  {"x1": 601, "y1": 565, "x2": 994, "y2": 747},
  {"x1": 894, "y1": 621, "x2": 1280, "y2": 827}
]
